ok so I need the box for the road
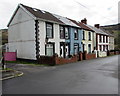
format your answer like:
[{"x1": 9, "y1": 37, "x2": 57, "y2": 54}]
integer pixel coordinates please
[{"x1": 3, "y1": 55, "x2": 119, "y2": 94}]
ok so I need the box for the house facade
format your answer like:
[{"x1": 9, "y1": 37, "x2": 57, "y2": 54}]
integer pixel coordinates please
[
  {"x1": 7, "y1": 4, "x2": 84, "y2": 60},
  {"x1": 109, "y1": 36, "x2": 114, "y2": 50},
  {"x1": 70, "y1": 18, "x2": 95, "y2": 53},
  {"x1": 100, "y1": 28, "x2": 114, "y2": 51},
  {"x1": 87, "y1": 24, "x2": 110, "y2": 57},
  {"x1": 7, "y1": 4, "x2": 114, "y2": 62},
  {"x1": 8, "y1": 4, "x2": 66, "y2": 60},
  {"x1": 94, "y1": 24, "x2": 109, "y2": 52},
  {"x1": 52, "y1": 14, "x2": 83, "y2": 57}
]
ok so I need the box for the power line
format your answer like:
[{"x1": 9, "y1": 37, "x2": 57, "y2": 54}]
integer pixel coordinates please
[
  {"x1": 74, "y1": 0, "x2": 117, "y2": 23},
  {"x1": 74, "y1": 0, "x2": 89, "y2": 9}
]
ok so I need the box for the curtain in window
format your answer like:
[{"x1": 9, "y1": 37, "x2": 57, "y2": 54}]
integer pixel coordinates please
[{"x1": 46, "y1": 44, "x2": 53, "y2": 56}]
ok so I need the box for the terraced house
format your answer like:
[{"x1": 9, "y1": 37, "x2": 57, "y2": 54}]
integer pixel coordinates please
[
  {"x1": 7, "y1": 4, "x2": 114, "y2": 64},
  {"x1": 52, "y1": 14, "x2": 83, "y2": 58},
  {"x1": 69, "y1": 18, "x2": 95, "y2": 54},
  {"x1": 87, "y1": 24, "x2": 109, "y2": 57},
  {"x1": 8, "y1": 4, "x2": 85, "y2": 61}
]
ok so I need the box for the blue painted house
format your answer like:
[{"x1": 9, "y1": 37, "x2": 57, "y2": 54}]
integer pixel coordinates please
[
  {"x1": 69, "y1": 18, "x2": 95, "y2": 54},
  {"x1": 65, "y1": 27, "x2": 83, "y2": 55},
  {"x1": 53, "y1": 14, "x2": 83, "y2": 58}
]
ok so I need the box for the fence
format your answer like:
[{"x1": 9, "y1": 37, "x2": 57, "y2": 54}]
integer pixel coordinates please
[{"x1": 98, "y1": 51, "x2": 107, "y2": 57}]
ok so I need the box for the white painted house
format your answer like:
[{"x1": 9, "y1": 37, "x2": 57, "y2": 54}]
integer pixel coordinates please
[
  {"x1": 7, "y1": 4, "x2": 67, "y2": 60},
  {"x1": 87, "y1": 24, "x2": 109, "y2": 57},
  {"x1": 8, "y1": 4, "x2": 83, "y2": 60}
]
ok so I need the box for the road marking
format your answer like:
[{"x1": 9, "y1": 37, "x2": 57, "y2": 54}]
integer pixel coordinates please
[{"x1": 0, "y1": 71, "x2": 24, "y2": 81}]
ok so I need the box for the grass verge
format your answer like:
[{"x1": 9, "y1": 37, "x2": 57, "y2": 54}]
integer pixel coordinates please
[{"x1": 5, "y1": 60, "x2": 50, "y2": 66}]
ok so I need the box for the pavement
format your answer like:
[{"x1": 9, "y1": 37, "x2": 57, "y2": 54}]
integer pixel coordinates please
[
  {"x1": 1, "y1": 70, "x2": 23, "y2": 81},
  {"x1": 2, "y1": 55, "x2": 119, "y2": 94}
]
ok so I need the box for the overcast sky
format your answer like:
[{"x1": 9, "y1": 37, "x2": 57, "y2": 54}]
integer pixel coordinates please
[{"x1": 0, "y1": 0, "x2": 119, "y2": 29}]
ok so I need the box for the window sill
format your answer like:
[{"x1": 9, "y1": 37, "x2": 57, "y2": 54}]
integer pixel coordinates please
[
  {"x1": 46, "y1": 37, "x2": 54, "y2": 39},
  {"x1": 74, "y1": 38, "x2": 78, "y2": 40}
]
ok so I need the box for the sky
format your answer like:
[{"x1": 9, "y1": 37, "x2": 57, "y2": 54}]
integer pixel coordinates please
[{"x1": 0, "y1": 0, "x2": 119, "y2": 29}]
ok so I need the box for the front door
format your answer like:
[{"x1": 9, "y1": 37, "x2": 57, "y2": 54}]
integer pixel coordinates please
[
  {"x1": 60, "y1": 44, "x2": 64, "y2": 58},
  {"x1": 60, "y1": 42, "x2": 70, "y2": 58},
  {"x1": 65, "y1": 43, "x2": 70, "y2": 58},
  {"x1": 74, "y1": 43, "x2": 79, "y2": 55}
]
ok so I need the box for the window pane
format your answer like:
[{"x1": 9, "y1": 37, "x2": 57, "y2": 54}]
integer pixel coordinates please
[
  {"x1": 89, "y1": 32, "x2": 91, "y2": 40},
  {"x1": 88, "y1": 44, "x2": 91, "y2": 53},
  {"x1": 60, "y1": 26, "x2": 64, "y2": 39},
  {"x1": 65, "y1": 27, "x2": 69, "y2": 39},
  {"x1": 46, "y1": 23, "x2": 53, "y2": 38},
  {"x1": 46, "y1": 44, "x2": 53, "y2": 56},
  {"x1": 83, "y1": 31, "x2": 85, "y2": 40},
  {"x1": 74, "y1": 29, "x2": 78, "y2": 39}
]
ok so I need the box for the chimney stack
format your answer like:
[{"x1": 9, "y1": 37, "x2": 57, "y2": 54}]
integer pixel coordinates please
[
  {"x1": 81, "y1": 18, "x2": 87, "y2": 24},
  {"x1": 94, "y1": 24, "x2": 100, "y2": 28}
]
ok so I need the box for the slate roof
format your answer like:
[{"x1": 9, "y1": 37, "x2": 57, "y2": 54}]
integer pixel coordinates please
[
  {"x1": 68, "y1": 19, "x2": 94, "y2": 31},
  {"x1": 52, "y1": 14, "x2": 79, "y2": 28},
  {"x1": 86, "y1": 25, "x2": 108, "y2": 35},
  {"x1": 8, "y1": 3, "x2": 110, "y2": 37},
  {"x1": 21, "y1": 4, "x2": 64, "y2": 24},
  {"x1": 100, "y1": 27, "x2": 114, "y2": 37}
]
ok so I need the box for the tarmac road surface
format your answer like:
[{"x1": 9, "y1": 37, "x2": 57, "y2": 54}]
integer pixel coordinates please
[{"x1": 2, "y1": 55, "x2": 119, "y2": 94}]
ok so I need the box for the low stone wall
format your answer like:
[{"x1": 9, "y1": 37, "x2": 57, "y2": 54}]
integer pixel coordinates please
[
  {"x1": 107, "y1": 51, "x2": 120, "y2": 56},
  {"x1": 38, "y1": 56, "x2": 56, "y2": 65},
  {"x1": 114, "y1": 51, "x2": 120, "y2": 55},
  {"x1": 55, "y1": 55, "x2": 79, "y2": 65},
  {"x1": 107, "y1": 51, "x2": 114, "y2": 56},
  {"x1": 38, "y1": 52, "x2": 96, "y2": 65},
  {"x1": 82, "y1": 51, "x2": 96, "y2": 60},
  {"x1": 86, "y1": 53, "x2": 96, "y2": 60},
  {"x1": 38, "y1": 55, "x2": 79, "y2": 65}
]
